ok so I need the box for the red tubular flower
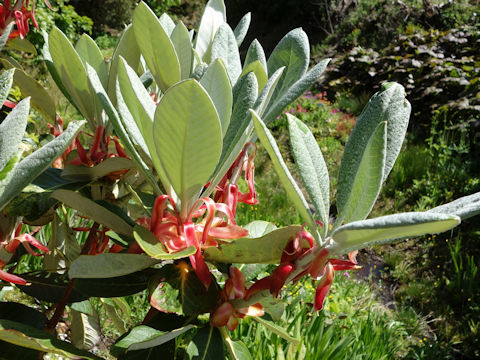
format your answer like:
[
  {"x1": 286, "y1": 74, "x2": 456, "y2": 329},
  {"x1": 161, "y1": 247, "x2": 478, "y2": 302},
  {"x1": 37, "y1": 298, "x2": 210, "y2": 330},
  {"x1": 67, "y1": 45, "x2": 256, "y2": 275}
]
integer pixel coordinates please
[
  {"x1": 314, "y1": 262, "x2": 334, "y2": 311},
  {"x1": 211, "y1": 266, "x2": 264, "y2": 331},
  {"x1": 0, "y1": 222, "x2": 49, "y2": 284},
  {"x1": 0, "y1": 0, "x2": 50, "y2": 39}
]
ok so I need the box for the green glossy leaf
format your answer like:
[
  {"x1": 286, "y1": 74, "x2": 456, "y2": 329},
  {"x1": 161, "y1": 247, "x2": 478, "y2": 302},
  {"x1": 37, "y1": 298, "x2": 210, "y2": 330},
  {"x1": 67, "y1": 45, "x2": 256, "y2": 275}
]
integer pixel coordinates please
[
  {"x1": 70, "y1": 300, "x2": 94, "y2": 316},
  {"x1": 75, "y1": 34, "x2": 108, "y2": 89},
  {"x1": 74, "y1": 271, "x2": 150, "y2": 298},
  {"x1": 149, "y1": 263, "x2": 219, "y2": 315},
  {"x1": 428, "y1": 192, "x2": 480, "y2": 220},
  {"x1": 331, "y1": 212, "x2": 461, "y2": 253},
  {"x1": 101, "y1": 300, "x2": 126, "y2": 333},
  {"x1": 69, "y1": 253, "x2": 159, "y2": 279},
  {"x1": 171, "y1": 21, "x2": 193, "y2": 80},
  {"x1": 187, "y1": 326, "x2": 224, "y2": 360},
  {"x1": 112, "y1": 325, "x2": 194, "y2": 356},
  {"x1": 335, "y1": 121, "x2": 387, "y2": 227},
  {"x1": 0, "y1": 97, "x2": 29, "y2": 172},
  {"x1": 153, "y1": 79, "x2": 222, "y2": 210},
  {"x1": 0, "y1": 68, "x2": 14, "y2": 107},
  {"x1": 133, "y1": 225, "x2": 196, "y2": 260},
  {"x1": 0, "y1": 120, "x2": 85, "y2": 212},
  {"x1": 263, "y1": 59, "x2": 330, "y2": 125},
  {"x1": 244, "y1": 220, "x2": 277, "y2": 238},
  {"x1": 204, "y1": 224, "x2": 301, "y2": 263},
  {"x1": 211, "y1": 23, "x2": 242, "y2": 84},
  {"x1": 241, "y1": 60, "x2": 268, "y2": 94},
  {"x1": 260, "y1": 297, "x2": 284, "y2": 321},
  {"x1": 51, "y1": 189, "x2": 133, "y2": 237},
  {"x1": 224, "y1": 338, "x2": 252, "y2": 360},
  {"x1": 17, "y1": 272, "x2": 88, "y2": 303},
  {"x1": 288, "y1": 114, "x2": 329, "y2": 236},
  {"x1": 267, "y1": 29, "x2": 309, "y2": 101},
  {"x1": 251, "y1": 110, "x2": 317, "y2": 234},
  {"x1": 61, "y1": 157, "x2": 134, "y2": 181},
  {"x1": 107, "y1": 25, "x2": 141, "y2": 106},
  {"x1": 133, "y1": 2, "x2": 180, "y2": 92},
  {"x1": 4, "y1": 187, "x2": 57, "y2": 225},
  {"x1": 199, "y1": 58, "x2": 232, "y2": 137},
  {"x1": 48, "y1": 27, "x2": 95, "y2": 124},
  {"x1": 233, "y1": 12, "x2": 251, "y2": 47},
  {"x1": 70, "y1": 309, "x2": 101, "y2": 350},
  {"x1": 0, "y1": 319, "x2": 102, "y2": 359},
  {"x1": 86, "y1": 63, "x2": 162, "y2": 194},
  {"x1": 0, "y1": 303, "x2": 46, "y2": 330},
  {"x1": 195, "y1": 0, "x2": 226, "y2": 61},
  {"x1": 11, "y1": 68, "x2": 56, "y2": 123}
]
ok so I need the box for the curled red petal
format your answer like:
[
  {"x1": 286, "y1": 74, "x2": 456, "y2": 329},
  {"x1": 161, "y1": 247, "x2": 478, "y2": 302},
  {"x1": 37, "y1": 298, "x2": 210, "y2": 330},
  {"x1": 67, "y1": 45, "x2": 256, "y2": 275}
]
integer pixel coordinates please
[
  {"x1": 270, "y1": 263, "x2": 295, "y2": 297},
  {"x1": 0, "y1": 270, "x2": 27, "y2": 285},
  {"x1": 329, "y1": 258, "x2": 361, "y2": 271},
  {"x1": 207, "y1": 223, "x2": 248, "y2": 240},
  {"x1": 348, "y1": 250, "x2": 358, "y2": 264},
  {"x1": 308, "y1": 248, "x2": 329, "y2": 279},
  {"x1": 210, "y1": 301, "x2": 234, "y2": 328},
  {"x1": 314, "y1": 263, "x2": 334, "y2": 311},
  {"x1": 244, "y1": 276, "x2": 271, "y2": 300},
  {"x1": 184, "y1": 222, "x2": 211, "y2": 288}
]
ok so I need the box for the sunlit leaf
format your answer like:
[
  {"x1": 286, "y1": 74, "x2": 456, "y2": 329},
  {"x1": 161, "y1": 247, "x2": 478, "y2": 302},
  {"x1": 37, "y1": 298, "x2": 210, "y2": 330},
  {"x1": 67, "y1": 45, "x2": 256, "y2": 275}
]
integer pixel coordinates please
[
  {"x1": 204, "y1": 223, "x2": 301, "y2": 263},
  {"x1": 428, "y1": 192, "x2": 480, "y2": 220},
  {"x1": 288, "y1": 114, "x2": 330, "y2": 236},
  {"x1": 51, "y1": 189, "x2": 133, "y2": 237},
  {"x1": 69, "y1": 254, "x2": 159, "y2": 279},
  {"x1": 132, "y1": 2, "x2": 180, "y2": 92},
  {"x1": 211, "y1": 23, "x2": 242, "y2": 84},
  {"x1": 195, "y1": 0, "x2": 226, "y2": 61},
  {"x1": 331, "y1": 212, "x2": 461, "y2": 253}
]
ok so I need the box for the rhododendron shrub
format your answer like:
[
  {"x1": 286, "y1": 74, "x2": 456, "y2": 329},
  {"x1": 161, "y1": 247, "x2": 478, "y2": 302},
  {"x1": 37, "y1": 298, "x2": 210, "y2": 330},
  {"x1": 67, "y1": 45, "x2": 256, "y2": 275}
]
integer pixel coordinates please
[{"x1": 1, "y1": 0, "x2": 480, "y2": 358}]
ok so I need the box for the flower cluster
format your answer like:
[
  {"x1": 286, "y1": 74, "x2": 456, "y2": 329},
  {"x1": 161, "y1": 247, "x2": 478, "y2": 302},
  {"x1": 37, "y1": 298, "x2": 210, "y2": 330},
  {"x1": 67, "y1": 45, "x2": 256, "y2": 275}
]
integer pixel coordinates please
[{"x1": 0, "y1": 0, "x2": 51, "y2": 39}]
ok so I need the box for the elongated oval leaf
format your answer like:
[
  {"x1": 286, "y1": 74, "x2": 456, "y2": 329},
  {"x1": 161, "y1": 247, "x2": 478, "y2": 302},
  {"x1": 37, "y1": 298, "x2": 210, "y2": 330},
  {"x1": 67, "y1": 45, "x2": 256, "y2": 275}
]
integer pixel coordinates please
[
  {"x1": 74, "y1": 271, "x2": 150, "y2": 298},
  {"x1": 159, "y1": 13, "x2": 176, "y2": 35},
  {"x1": 133, "y1": 225, "x2": 196, "y2": 260},
  {"x1": 203, "y1": 224, "x2": 301, "y2": 263},
  {"x1": 233, "y1": 12, "x2": 251, "y2": 47},
  {"x1": 251, "y1": 110, "x2": 317, "y2": 235},
  {"x1": 107, "y1": 25, "x2": 141, "y2": 106},
  {"x1": 133, "y1": 2, "x2": 180, "y2": 92},
  {"x1": 69, "y1": 254, "x2": 159, "y2": 279},
  {"x1": 428, "y1": 192, "x2": 480, "y2": 220},
  {"x1": 48, "y1": 27, "x2": 95, "y2": 124},
  {"x1": 51, "y1": 189, "x2": 133, "y2": 236},
  {"x1": 0, "y1": 97, "x2": 29, "y2": 172},
  {"x1": 86, "y1": 63, "x2": 162, "y2": 194},
  {"x1": 211, "y1": 23, "x2": 242, "y2": 84},
  {"x1": 153, "y1": 79, "x2": 222, "y2": 208},
  {"x1": 287, "y1": 114, "x2": 329, "y2": 235},
  {"x1": 199, "y1": 58, "x2": 232, "y2": 137},
  {"x1": 61, "y1": 157, "x2": 133, "y2": 181},
  {"x1": 11, "y1": 68, "x2": 56, "y2": 123},
  {"x1": 267, "y1": 28, "x2": 309, "y2": 100},
  {"x1": 244, "y1": 39, "x2": 267, "y2": 72},
  {"x1": 241, "y1": 60, "x2": 267, "y2": 94},
  {"x1": 335, "y1": 121, "x2": 387, "y2": 226},
  {"x1": 171, "y1": 21, "x2": 193, "y2": 80},
  {"x1": 213, "y1": 72, "x2": 257, "y2": 187},
  {"x1": 195, "y1": 0, "x2": 226, "y2": 61},
  {"x1": 70, "y1": 309, "x2": 101, "y2": 350},
  {"x1": 330, "y1": 212, "x2": 461, "y2": 253},
  {"x1": 0, "y1": 120, "x2": 85, "y2": 211},
  {"x1": 0, "y1": 319, "x2": 102, "y2": 359},
  {"x1": 75, "y1": 34, "x2": 108, "y2": 89},
  {"x1": 263, "y1": 58, "x2": 330, "y2": 124},
  {"x1": 0, "y1": 68, "x2": 15, "y2": 107},
  {"x1": 113, "y1": 325, "x2": 194, "y2": 355}
]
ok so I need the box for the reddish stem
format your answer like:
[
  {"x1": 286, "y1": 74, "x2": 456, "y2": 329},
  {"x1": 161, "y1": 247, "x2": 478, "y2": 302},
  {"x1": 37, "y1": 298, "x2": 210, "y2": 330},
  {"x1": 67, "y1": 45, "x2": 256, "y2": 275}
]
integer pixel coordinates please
[{"x1": 44, "y1": 222, "x2": 100, "y2": 333}]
